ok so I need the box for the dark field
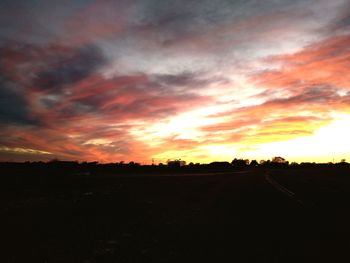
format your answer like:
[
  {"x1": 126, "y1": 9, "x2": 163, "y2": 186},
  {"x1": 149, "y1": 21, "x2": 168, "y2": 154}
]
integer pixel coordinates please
[{"x1": 1, "y1": 167, "x2": 350, "y2": 262}]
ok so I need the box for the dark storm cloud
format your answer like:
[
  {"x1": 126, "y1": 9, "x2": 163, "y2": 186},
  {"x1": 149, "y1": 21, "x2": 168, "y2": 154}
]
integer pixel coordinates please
[
  {"x1": 131, "y1": 0, "x2": 311, "y2": 46},
  {"x1": 152, "y1": 72, "x2": 223, "y2": 89},
  {"x1": 0, "y1": 41, "x2": 107, "y2": 127},
  {"x1": 328, "y1": 1, "x2": 350, "y2": 31},
  {"x1": 34, "y1": 45, "x2": 107, "y2": 92},
  {"x1": 154, "y1": 72, "x2": 201, "y2": 87},
  {"x1": 0, "y1": 78, "x2": 36, "y2": 125},
  {"x1": 0, "y1": 0, "x2": 96, "y2": 44},
  {"x1": 0, "y1": 41, "x2": 107, "y2": 91},
  {"x1": 56, "y1": 102, "x2": 97, "y2": 117},
  {"x1": 136, "y1": 0, "x2": 304, "y2": 32},
  {"x1": 335, "y1": 14, "x2": 350, "y2": 30}
]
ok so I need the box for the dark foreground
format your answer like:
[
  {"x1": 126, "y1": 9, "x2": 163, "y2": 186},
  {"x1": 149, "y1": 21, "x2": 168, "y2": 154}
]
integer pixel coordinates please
[{"x1": 1, "y1": 168, "x2": 350, "y2": 262}]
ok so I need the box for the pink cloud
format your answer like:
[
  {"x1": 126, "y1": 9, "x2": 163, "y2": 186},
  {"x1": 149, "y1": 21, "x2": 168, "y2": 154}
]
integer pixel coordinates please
[{"x1": 254, "y1": 35, "x2": 350, "y2": 90}]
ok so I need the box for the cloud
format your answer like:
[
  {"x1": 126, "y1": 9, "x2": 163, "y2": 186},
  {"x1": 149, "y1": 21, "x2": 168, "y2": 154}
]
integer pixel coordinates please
[
  {"x1": 253, "y1": 34, "x2": 350, "y2": 91},
  {"x1": 0, "y1": 41, "x2": 108, "y2": 126},
  {"x1": 60, "y1": 0, "x2": 129, "y2": 45},
  {"x1": 33, "y1": 45, "x2": 107, "y2": 92},
  {"x1": 0, "y1": 42, "x2": 107, "y2": 90},
  {"x1": 0, "y1": 35, "x2": 216, "y2": 162},
  {"x1": 0, "y1": 146, "x2": 53, "y2": 162},
  {"x1": 1, "y1": 0, "x2": 350, "y2": 162},
  {"x1": 200, "y1": 85, "x2": 346, "y2": 147},
  {"x1": 58, "y1": 72, "x2": 214, "y2": 121},
  {"x1": 0, "y1": 76, "x2": 37, "y2": 125},
  {"x1": 0, "y1": 63, "x2": 214, "y2": 162}
]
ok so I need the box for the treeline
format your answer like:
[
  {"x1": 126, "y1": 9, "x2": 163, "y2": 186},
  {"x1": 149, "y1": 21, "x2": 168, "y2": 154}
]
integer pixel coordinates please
[{"x1": 0, "y1": 157, "x2": 349, "y2": 176}]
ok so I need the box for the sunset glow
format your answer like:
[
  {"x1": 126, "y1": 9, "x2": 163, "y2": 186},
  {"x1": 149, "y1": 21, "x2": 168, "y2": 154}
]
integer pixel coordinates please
[{"x1": 1, "y1": 0, "x2": 350, "y2": 163}]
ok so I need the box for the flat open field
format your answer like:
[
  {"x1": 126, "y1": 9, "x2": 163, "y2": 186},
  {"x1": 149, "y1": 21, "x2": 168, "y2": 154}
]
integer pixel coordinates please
[{"x1": 1, "y1": 167, "x2": 350, "y2": 262}]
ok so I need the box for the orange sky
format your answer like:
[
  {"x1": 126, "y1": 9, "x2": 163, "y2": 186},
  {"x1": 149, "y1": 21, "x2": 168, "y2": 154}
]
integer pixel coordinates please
[{"x1": 1, "y1": 0, "x2": 350, "y2": 163}]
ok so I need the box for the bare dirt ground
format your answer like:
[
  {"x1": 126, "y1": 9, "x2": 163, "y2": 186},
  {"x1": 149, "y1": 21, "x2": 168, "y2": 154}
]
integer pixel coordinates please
[{"x1": 1, "y1": 168, "x2": 350, "y2": 262}]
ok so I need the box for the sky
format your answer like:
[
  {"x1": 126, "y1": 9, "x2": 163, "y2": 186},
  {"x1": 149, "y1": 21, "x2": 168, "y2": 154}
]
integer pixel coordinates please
[{"x1": 1, "y1": 0, "x2": 350, "y2": 164}]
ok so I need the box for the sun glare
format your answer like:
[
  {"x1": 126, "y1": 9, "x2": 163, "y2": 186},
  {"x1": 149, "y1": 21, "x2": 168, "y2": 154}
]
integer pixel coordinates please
[{"x1": 240, "y1": 114, "x2": 350, "y2": 162}]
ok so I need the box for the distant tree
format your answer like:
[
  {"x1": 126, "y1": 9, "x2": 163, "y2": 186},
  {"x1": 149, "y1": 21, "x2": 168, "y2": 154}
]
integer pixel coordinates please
[
  {"x1": 260, "y1": 160, "x2": 271, "y2": 167},
  {"x1": 231, "y1": 158, "x2": 249, "y2": 167},
  {"x1": 270, "y1": 157, "x2": 289, "y2": 168},
  {"x1": 167, "y1": 159, "x2": 186, "y2": 167},
  {"x1": 271, "y1": 156, "x2": 288, "y2": 164},
  {"x1": 208, "y1": 161, "x2": 231, "y2": 169},
  {"x1": 249, "y1": 160, "x2": 259, "y2": 167},
  {"x1": 128, "y1": 161, "x2": 140, "y2": 166}
]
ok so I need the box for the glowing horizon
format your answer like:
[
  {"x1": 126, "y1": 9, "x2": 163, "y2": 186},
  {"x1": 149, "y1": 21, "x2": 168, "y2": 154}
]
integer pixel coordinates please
[{"x1": 1, "y1": 0, "x2": 350, "y2": 164}]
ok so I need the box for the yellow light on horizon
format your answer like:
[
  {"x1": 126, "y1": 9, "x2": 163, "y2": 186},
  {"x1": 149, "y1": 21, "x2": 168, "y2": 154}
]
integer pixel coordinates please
[{"x1": 240, "y1": 114, "x2": 350, "y2": 162}]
